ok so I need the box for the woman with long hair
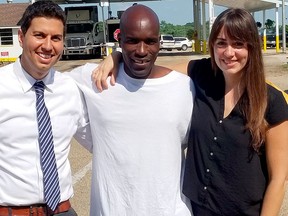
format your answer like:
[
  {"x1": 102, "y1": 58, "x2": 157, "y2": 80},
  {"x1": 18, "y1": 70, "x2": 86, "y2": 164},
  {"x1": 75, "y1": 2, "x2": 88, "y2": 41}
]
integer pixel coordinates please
[{"x1": 183, "y1": 8, "x2": 288, "y2": 216}]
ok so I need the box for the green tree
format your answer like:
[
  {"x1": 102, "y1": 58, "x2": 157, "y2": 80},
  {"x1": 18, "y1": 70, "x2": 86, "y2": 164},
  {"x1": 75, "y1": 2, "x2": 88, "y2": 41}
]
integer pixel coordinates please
[
  {"x1": 256, "y1": 22, "x2": 262, "y2": 28},
  {"x1": 186, "y1": 29, "x2": 194, "y2": 40},
  {"x1": 265, "y1": 19, "x2": 275, "y2": 29},
  {"x1": 160, "y1": 21, "x2": 194, "y2": 39}
]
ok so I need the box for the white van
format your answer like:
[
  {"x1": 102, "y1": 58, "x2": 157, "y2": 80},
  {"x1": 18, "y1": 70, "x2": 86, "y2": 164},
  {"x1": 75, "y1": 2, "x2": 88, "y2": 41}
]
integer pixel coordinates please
[{"x1": 160, "y1": 35, "x2": 176, "y2": 51}]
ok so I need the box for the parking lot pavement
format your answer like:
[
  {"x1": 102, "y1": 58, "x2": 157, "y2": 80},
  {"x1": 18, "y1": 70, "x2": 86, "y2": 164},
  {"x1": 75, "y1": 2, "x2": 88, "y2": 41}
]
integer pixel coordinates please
[{"x1": 69, "y1": 140, "x2": 91, "y2": 216}]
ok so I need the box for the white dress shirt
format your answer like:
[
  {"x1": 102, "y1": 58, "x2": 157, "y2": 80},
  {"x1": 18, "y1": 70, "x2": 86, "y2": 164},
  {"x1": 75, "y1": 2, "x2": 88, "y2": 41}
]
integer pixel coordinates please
[{"x1": 0, "y1": 59, "x2": 91, "y2": 206}]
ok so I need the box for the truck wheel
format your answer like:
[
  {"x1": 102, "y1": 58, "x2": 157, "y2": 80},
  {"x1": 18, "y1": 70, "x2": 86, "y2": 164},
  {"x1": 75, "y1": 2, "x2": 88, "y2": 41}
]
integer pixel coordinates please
[
  {"x1": 61, "y1": 55, "x2": 68, "y2": 60},
  {"x1": 93, "y1": 47, "x2": 102, "y2": 58},
  {"x1": 181, "y1": 45, "x2": 188, "y2": 51}
]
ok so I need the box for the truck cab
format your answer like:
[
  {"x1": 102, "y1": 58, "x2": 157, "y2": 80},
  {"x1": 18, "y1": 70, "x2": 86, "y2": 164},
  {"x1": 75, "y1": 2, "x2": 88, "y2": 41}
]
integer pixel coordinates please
[{"x1": 63, "y1": 6, "x2": 104, "y2": 59}]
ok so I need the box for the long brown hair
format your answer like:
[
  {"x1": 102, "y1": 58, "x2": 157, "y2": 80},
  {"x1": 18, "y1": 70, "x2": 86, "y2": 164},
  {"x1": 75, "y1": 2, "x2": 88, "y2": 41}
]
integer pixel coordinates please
[{"x1": 208, "y1": 8, "x2": 268, "y2": 152}]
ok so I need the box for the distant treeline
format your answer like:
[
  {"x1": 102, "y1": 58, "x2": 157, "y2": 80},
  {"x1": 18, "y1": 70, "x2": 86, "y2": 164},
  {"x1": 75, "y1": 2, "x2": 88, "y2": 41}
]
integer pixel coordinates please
[{"x1": 160, "y1": 21, "x2": 195, "y2": 40}]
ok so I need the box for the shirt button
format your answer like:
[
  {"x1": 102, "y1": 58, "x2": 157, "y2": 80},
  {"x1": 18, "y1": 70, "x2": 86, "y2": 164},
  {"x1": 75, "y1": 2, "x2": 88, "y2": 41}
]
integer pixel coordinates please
[
  {"x1": 210, "y1": 152, "x2": 214, "y2": 156},
  {"x1": 219, "y1": 120, "x2": 223, "y2": 124},
  {"x1": 204, "y1": 186, "x2": 207, "y2": 190},
  {"x1": 213, "y1": 137, "x2": 217, "y2": 141},
  {"x1": 206, "y1": 169, "x2": 210, "y2": 172}
]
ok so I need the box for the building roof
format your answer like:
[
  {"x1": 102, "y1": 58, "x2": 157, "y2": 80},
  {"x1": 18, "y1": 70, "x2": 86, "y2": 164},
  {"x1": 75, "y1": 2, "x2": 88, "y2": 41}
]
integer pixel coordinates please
[{"x1": 0, "y1": 3, "x2": 29, "y2": 27}]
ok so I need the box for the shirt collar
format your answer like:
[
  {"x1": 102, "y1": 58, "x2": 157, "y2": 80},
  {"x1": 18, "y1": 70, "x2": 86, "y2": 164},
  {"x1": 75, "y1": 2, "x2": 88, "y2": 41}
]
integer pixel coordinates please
[{"x1": 14, "y1": 58, "x2": 55, "y2": 93}]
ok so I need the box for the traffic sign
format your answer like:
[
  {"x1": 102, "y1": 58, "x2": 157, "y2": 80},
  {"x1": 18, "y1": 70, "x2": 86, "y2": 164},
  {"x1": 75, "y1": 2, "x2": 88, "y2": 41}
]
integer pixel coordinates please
[{"x1": 113, "y1": 29, "x2": 120, "y2": 41}]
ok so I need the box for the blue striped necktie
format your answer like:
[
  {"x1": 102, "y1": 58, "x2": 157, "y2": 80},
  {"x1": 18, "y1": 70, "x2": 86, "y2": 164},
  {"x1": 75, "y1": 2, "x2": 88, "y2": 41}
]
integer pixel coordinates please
[{"x1": 34, "y1": 81, "x2": 60, "y2": 211}]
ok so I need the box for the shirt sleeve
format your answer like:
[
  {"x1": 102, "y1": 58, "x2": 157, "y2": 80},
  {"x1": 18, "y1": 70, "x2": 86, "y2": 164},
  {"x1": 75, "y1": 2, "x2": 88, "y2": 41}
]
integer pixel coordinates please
[
  {"x1": 67, "y1": 64, "x2": 86, "y2": 82},
  {"x1": 266, "y1": 83, "x2": 288, "y2": 125},
  {"x1": 74, "y1": 124, "x2": 93, "y2": 153},
  {"x1": 74, "y1": 86, "x2": 93, "y2": 153},
  {"x1": 187, "y1": 58, "x2": 212, "y2": 79},
  {"x1": 66, "y1": 64, "x2": 98, "y2": 152}
]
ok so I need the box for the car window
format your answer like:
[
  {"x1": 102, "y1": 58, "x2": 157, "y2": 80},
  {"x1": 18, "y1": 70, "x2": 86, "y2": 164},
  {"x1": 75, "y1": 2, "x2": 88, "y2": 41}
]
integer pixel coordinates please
[
  {"x1": 267, "y1": 35, "x2": 275, "y2": 40},
  {"x1": 163, "y1": 35, "x2": 174, "y2": 41},
  {"x1": 175, "y1": 37, "x2": 186, "y2": 41}
]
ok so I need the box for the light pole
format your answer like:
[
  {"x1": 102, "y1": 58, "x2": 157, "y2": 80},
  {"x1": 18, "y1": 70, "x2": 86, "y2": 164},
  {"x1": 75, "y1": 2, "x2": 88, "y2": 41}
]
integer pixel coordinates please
[{"x1": 282, "y1": 0, "x2": 286, "y2": 52}]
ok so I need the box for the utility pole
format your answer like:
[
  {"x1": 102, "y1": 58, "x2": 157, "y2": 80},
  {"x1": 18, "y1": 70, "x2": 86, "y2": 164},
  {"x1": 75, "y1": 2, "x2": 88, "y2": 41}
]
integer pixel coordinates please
[{"x1": 282, "y1": 0, "x2": 286, "y2": 52}]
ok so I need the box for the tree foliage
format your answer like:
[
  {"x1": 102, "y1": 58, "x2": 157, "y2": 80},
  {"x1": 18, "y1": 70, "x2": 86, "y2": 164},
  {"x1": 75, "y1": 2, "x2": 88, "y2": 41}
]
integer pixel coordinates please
[
  {"x1": 159, "y1": 19, "x2": 287, "y2": 41},
  {"x1": 265, "y1": 19, "x2": 275, "y2": 29},
  {"x1": 160, "y1": 20, "x2": 194, "y2": 40}
]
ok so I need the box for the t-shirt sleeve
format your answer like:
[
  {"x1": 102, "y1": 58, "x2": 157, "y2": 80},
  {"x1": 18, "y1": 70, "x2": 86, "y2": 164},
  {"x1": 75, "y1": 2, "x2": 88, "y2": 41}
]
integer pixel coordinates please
[
  {"x1": 266, "y1": 83, "x2": 288, "y2": 125},
  {"x1": 187, "y1": 58, "x2": 212, "y2": 80}
]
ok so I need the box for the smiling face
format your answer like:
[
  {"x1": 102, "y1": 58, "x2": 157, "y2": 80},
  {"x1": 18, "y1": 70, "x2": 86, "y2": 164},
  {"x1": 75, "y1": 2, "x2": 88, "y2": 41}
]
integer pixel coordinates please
[
  {"x1": 213, "y1": 27, "x2": 248, "y2": 78},
  {"x1": 119, "y1": 5, "x2": 160, "y2": 79},
  {"x1": 18, "y1": 17, "x2": 64, "y2": 80}
]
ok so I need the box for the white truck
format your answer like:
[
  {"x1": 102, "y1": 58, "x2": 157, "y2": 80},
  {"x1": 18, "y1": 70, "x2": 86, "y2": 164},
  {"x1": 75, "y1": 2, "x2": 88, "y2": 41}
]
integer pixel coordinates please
[
  {"x1": 62, "y1": 6, "x2": 121, "y2": 59},
  {"x1": 63, "y1": 6, "x2": 104, "y2": 59}
]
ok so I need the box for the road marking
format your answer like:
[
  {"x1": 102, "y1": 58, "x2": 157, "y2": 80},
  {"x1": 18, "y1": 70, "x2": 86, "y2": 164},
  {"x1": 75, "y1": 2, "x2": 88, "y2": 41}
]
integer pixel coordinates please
[{"x1": 72, "y1": 160, "x2": 92, "y2": 186}]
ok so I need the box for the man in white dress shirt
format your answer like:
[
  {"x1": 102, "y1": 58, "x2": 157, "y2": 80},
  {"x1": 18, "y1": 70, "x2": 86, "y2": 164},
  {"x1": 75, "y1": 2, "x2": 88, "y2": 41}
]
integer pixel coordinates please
[
  {"x1": 69, "y1": 4, "x2": 194, "y2": 216},
  {"x1": 0, "y1": 1, "x2": 91, "y2": 215}
]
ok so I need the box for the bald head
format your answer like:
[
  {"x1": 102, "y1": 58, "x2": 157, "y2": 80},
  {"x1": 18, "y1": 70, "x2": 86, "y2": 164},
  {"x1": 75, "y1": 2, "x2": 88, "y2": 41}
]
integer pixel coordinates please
[
  {"x1": 117, "y1": 4, "x2": 161, "y2": 79},
  {"x1": 120, "y1": 4, "x2": 160, "y2": 35}
]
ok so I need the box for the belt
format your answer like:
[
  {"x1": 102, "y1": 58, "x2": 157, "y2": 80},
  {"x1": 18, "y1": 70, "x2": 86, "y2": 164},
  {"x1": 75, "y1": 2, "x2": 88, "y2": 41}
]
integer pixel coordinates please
[{"x1": 0, "y1": 200, "x2": 71, "y2": 216}]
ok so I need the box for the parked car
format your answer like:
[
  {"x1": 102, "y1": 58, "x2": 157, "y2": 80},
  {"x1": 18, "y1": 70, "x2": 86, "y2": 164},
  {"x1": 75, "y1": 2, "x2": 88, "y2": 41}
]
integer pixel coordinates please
[
  {"x1": 261, "y1": 32, "x2": 288, "y2": 48},
  {"x1": 266, "y1": 34, "x2": 277, "y2": 48},
  {"x1": 160, "y1": 35, "x2": 193, "y2": 51},
  {"x1": 160, "y1": 34, "x2": 175, "y2": 51},
  {"x1": 174, "y1": 37, "x2": 193, "y2": 51}
]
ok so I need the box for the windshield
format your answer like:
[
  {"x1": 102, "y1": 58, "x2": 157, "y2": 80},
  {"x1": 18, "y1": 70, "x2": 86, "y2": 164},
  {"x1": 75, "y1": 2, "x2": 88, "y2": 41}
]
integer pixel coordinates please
[{"x1": 66, "y1": 23, "x2": 93, "y2": 33}]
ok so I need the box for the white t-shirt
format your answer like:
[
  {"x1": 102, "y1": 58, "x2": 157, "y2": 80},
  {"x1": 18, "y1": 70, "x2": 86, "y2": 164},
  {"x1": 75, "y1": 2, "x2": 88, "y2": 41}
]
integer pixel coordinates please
[{"x1": 70, "y1": 63, "x2": 195, "y2": 216}]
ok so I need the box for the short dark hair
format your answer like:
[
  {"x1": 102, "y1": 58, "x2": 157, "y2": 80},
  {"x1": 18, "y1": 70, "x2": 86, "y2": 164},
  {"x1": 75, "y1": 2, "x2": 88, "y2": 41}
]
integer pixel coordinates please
[{"x1": 19, "y1": 0, "x2": 66, "y2": 35}]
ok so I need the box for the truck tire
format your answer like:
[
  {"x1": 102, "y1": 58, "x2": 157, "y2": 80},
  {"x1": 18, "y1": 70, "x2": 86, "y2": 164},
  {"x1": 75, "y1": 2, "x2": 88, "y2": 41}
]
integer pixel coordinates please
[
  {"x1": 93, "y1": 47, "x2": 102, "y2": 58},
  {"x1": 61, "y1": 55, "x2": 68, "y2": 60}
]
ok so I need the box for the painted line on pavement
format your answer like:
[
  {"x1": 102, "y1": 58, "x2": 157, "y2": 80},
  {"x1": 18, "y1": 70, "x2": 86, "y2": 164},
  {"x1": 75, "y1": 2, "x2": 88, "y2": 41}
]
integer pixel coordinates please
[{"x1": 72, "y1": 160, "x2": 92, "y2": 186}]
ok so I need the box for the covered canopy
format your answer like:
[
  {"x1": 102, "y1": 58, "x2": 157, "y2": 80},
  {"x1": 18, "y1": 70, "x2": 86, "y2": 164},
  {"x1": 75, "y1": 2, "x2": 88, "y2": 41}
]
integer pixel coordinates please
[{"x1": 211, "y1": 0, "x2": 281, "y2": 12}]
